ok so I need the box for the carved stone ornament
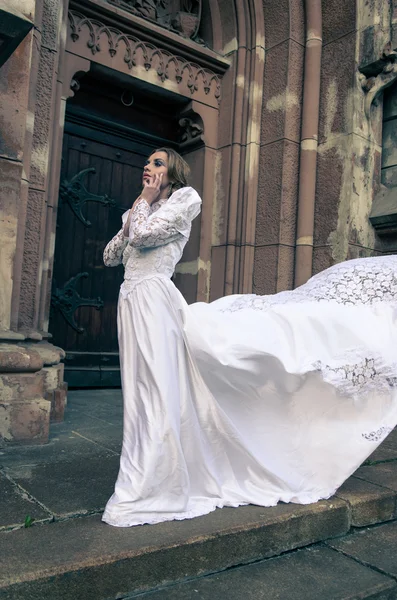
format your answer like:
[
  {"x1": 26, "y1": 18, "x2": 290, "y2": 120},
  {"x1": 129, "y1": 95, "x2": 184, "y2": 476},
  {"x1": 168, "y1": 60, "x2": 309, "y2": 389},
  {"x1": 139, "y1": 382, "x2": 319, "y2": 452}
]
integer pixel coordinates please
[
  {"x1": 107, "y1": 0, "x2": 202, "y2": 40},
  {"x1": 178, "y1": 114, "x2": 204, "y2": 149},
  {"x1": 360, "y1": 45, "x2": 397, "y2": 119},
  {"x1": 51, "y1": 272, "x2": 104, "y2": 334},
  {"x1": 68, "y1": 10, "x2": 220, "y2": 105},
  {"x1": 60, "y1": 167, "x2": 117, "y2": 227}
]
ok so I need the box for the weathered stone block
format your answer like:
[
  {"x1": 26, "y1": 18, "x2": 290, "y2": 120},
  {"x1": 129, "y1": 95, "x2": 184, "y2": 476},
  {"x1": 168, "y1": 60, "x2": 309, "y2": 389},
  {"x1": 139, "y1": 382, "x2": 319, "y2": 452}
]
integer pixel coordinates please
[
  {"x1": 41, "y1": 0, "x2": 62, "y2": 52},
  {"x1": 30, "y1": 47, "x2": 57, "y2": 189},
  {"x1": 256, "y1": 140, "x2": 299, "y2": 247},
  {"x1": 0, "y1": 371, "x2": 44, "y2": 402},
  {"x1": 0, "y1": 159, "x2": 26, "y2": 331},
  {"x1": 318, "y1": 33, "x2": 356, "y2": 142},
  {"x1": 18, "y1": 188, "x2": 45, "y2": 330},
  {"x1": 0, "y1": 31, "x2": 32, "y2": 160},
  {"x1": 0, "y1": 344, "x2": 42, "y2": 373},
  {"x1": 41, "y1": 364, "x2": 60, "y2": 393},
  {"x1": 322, "y1": 0, "x2": 356, "y2": 46},
  {"x1": 41, "y1": 362, "x2": 67, "y2": 423},
  {"x1": 253, "y1": 244, "x2": 278, "y2": 295},
  {"x1": 24, "y1": 342, "x2": 64, "y2": 366},
  {"x1": 265, "y1": 0, "x2": 289, "y2": 46},
  {"x1": 0, "y1": 397, "x2": 50, "y2": 445},
  {"x1": 261, "y1": 40, "x2": 303, "y2": 146},
  {"x1": 276, "y1": 245, "x2": 295, "y2": 292},
  {"x1": 50, "y1": 383, "x2": 67, "y2": 423},
  {"x1": 312, "y1": 246, "x2": 334, "y2": 276},
  {"x1": 314, "y1": 147, "x2": 343, "y2": 245}
]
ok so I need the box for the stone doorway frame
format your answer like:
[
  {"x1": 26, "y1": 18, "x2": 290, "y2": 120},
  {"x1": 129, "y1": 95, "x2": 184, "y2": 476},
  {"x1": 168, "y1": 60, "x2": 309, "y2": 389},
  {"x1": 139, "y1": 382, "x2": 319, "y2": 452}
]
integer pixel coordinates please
[{"x1": 40, "y1": 0, "x2": 266, "y2": 331}]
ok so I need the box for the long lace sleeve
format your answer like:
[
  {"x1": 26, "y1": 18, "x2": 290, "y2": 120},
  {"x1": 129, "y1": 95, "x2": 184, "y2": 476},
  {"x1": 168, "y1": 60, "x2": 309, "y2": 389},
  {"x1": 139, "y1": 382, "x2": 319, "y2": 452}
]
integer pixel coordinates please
[
  {"x1": 128, "y1": 187, "x2": 202, "y2": 249},
  {"x1": 103, "y1": 223, "x2": 128, "y2": 267}
]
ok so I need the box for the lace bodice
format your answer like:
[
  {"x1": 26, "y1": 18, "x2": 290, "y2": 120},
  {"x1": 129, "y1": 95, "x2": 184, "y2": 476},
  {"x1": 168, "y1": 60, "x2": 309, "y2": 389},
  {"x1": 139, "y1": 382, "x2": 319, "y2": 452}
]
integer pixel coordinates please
[{"x1": 103, "y1": 187, "x2": 201, "y2": 295}]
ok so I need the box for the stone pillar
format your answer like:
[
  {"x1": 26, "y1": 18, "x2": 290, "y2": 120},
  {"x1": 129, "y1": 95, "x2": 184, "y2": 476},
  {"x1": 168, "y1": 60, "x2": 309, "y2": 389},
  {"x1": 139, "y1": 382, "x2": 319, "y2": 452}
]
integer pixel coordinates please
[
  {"x1": 253, "y1": 0, "x2": 305, "y2": 294},
  {"x1": 0, "y1": 0, "x2": 69, "y2": 446}
]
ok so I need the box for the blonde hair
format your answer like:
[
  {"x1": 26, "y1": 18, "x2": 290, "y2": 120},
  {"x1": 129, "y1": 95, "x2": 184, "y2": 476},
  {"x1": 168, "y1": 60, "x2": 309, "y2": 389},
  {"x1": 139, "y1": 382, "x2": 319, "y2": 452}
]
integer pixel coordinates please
[{"x1": 152, "y1": 147, "x2": 190, "y2": 196}]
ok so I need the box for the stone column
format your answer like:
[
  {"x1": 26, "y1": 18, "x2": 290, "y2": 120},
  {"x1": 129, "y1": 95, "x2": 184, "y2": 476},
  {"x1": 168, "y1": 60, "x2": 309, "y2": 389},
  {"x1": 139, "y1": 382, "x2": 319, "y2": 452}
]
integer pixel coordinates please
[{"x1": 0, "y1": 0, "x2": 68, "y2": 446}]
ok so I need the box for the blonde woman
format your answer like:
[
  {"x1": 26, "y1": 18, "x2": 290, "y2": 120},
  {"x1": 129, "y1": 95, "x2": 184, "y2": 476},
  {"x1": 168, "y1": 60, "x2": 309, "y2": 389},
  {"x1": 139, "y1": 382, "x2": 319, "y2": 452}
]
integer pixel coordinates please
[{"x1": 102, "y1": 147, "x2": 397, "y2": 527}]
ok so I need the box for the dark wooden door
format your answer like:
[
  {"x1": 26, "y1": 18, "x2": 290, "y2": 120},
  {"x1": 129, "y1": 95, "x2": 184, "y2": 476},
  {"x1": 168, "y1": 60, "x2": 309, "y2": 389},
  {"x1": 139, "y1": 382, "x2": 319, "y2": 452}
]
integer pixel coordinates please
[{"x1": 49, "y1": 119, "x2": 156, "y2": 387}]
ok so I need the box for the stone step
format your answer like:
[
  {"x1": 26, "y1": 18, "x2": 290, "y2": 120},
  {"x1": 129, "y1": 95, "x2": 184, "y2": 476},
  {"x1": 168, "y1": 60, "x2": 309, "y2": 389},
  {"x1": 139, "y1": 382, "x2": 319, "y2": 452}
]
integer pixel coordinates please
[
  {"x1": 128, "y1": 544, "x2": 397, "y2": 600},
  {"x1": 1, "y1": 486, "x2": 396, "y2": 600},
  {"x1": 1, "y1": 393, "x2": 396, "y2": 600},
  {"x1": 0, "y1": 499, "x2": 349, "y2": 600}
]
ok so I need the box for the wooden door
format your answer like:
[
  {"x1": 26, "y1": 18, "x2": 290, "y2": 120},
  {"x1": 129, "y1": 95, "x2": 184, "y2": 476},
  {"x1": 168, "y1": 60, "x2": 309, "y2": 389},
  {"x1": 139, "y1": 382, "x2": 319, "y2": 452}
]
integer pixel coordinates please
[{"x1": 49, "y1": 119, "x2": 156, "y2": 387}]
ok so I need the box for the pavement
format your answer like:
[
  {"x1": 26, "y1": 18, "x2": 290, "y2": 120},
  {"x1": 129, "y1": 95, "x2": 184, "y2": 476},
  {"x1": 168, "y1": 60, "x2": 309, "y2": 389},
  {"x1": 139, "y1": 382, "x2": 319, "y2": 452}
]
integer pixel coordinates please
[{"x1": 0, "y1": 390, "x2": 397, "y2": 600}]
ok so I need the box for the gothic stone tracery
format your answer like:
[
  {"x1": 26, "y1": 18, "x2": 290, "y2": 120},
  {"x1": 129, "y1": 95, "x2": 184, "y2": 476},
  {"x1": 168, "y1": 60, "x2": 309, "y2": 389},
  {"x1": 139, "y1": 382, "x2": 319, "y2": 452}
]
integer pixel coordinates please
[{"x1": 68, "y1": 10, "x2": 220, "y2": 106}]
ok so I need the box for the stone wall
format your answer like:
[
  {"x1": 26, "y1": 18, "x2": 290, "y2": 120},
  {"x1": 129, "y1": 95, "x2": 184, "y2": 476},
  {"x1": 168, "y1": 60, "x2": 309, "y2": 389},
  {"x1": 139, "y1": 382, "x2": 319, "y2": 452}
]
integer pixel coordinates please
[
  {"x1": 0, "y1": 0, "x2": 68, "y2": 446},
  {"x1": 313, "y1": 0, "x2": 386, "y2": 274}
]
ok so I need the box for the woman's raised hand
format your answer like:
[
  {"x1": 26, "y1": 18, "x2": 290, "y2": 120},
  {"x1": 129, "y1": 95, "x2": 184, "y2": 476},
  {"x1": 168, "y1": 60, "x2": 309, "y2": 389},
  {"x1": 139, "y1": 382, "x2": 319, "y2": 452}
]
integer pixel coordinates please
[{"x1": 141, "y1": 173, "x2": 163, "y2": 205}]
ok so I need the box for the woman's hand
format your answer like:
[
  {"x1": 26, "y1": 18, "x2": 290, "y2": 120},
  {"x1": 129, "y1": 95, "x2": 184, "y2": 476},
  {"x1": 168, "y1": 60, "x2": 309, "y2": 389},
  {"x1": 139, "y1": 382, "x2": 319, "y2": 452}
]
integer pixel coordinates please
[
  {"x1": 123, "y1": 174, "x2": 163, "y2": 236},
  {"x1": 141, "y1": 173, "x2": 163, "y2": 205}
]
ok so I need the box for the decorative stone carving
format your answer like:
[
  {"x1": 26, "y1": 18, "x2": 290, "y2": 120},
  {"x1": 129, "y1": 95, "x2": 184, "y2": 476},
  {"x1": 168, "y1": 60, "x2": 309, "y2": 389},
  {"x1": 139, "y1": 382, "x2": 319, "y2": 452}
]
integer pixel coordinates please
[
  {"x1": 107, "y1": 0, "x2": 202, "y2": 40},
  {"x1": 68, "y1": 10, "x2": 220, "y2": 105},
  {"x1": 178, "y1": 112, "x2": 204, "y2": 149},
  {"x1": 360, "y1": 46, "x2": 397, "y2": 119}
]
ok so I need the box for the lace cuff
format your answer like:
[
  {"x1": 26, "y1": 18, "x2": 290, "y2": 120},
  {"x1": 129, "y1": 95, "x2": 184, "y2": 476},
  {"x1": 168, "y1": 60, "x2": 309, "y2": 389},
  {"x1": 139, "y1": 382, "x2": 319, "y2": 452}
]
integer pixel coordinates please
[
  {"x1": 103, "y1": 228, "x2": 128, "y2": 267},
  {"x1": 128, "y1": 187, "x2": 201, "y2": 249}
]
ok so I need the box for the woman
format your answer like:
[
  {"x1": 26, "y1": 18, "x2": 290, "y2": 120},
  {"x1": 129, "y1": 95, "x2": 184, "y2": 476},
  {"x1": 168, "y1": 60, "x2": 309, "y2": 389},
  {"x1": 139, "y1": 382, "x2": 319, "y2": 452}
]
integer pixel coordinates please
[{"x1": 102, "y1": 147, "x2": 397, "y2": 527}]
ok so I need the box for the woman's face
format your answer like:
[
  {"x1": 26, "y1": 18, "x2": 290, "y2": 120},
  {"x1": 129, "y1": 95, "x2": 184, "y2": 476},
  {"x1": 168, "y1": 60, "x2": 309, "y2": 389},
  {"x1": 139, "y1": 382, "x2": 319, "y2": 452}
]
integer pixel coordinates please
[{"x1": 143, "y1": 151, "x2": 170, "y2": 192}]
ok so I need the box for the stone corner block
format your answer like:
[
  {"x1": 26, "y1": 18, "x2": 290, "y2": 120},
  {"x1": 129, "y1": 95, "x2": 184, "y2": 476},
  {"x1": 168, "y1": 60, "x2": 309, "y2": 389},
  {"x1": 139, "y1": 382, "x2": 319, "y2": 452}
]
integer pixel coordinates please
[
  {"x1": 23, "y1": 341, "x2": 65, "y2": 366},
  {"x1": 0, "y1": 396, "x2": 51, "y2": 445},
  {"x1": 0, "y1": 344, "x2": 43, "y2": 373}
]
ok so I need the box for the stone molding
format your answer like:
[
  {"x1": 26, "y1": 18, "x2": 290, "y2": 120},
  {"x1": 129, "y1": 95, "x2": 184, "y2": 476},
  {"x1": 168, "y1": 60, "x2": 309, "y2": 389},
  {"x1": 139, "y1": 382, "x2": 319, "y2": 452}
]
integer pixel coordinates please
[{"x1": 68, "y1": 9, "x2": 222, "y2": 105}]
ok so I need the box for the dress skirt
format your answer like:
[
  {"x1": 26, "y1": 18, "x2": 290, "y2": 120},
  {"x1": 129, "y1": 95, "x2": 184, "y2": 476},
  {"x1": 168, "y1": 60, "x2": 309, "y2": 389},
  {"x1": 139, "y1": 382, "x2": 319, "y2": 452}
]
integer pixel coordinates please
[{"x1": 102, "y1": 271, "x2": 397, "y2": 527}]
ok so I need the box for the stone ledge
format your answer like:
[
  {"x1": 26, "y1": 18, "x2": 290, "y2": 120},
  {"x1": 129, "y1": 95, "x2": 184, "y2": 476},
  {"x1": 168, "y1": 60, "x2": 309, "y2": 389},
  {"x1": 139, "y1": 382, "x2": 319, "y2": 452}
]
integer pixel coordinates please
[
  {"x1": 335, "y1": 476, "x2": 397, "y2": 527},
  {"x1": 0, "y1": 331, "x2": 25, "y2": 342}
]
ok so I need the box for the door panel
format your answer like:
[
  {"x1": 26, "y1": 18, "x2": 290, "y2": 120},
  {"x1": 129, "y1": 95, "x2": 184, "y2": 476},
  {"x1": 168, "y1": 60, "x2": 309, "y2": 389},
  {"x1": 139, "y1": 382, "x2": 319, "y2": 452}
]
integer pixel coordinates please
[{"x1": 50, "y1": 121, "x2": 155, "y2": 387}]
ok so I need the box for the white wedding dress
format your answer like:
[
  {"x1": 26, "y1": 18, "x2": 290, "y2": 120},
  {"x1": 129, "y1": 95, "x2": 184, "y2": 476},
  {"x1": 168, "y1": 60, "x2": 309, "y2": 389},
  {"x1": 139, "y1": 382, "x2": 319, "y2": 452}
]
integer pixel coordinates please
[{"x1": 102, "y1": 186, "x2": 397, "y2": 527}]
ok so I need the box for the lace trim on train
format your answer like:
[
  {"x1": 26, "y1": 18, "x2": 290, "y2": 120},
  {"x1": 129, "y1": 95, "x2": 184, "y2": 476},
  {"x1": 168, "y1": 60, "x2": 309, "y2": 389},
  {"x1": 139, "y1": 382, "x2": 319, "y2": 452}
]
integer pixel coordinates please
[
  {"x1": 221, "y1": 257, "x2": 397, "y2": 312},
  {"x1": 361, "y1": 426, "x2": 393, "y2": 442},
  {"x1": 308, "y1": 350, "x2": 397, "y2": 397}
]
